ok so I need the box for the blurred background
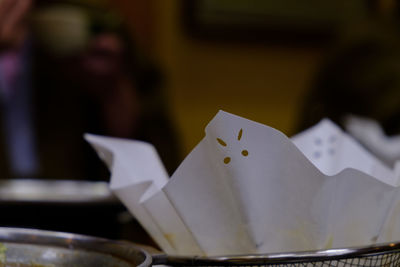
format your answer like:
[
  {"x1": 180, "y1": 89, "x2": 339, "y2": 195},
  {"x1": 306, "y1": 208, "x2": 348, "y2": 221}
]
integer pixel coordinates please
[
  {"x1": 0, "y1": 0, "x2": 399, "y2": 245},
  {"x1": 131, "y1": 0, "x2": 399, "y2": 153}
]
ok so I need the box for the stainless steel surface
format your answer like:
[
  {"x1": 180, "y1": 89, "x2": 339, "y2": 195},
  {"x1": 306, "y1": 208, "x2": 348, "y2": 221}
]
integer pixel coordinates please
[
  {"x1": 152, "y1": 242, "x2": 400, "y2": 266},
  {"x1": 0, "y1": 179, "x2": 117, "y2": 204},
  {"x1": 0, "y1": 227, "x2": 151, "y2": 267}
]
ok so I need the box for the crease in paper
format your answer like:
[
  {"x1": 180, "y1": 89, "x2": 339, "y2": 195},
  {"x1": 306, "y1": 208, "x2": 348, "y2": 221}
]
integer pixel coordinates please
[{"x1": 84, "y1": 134, "x2": 203, "y2": 255}]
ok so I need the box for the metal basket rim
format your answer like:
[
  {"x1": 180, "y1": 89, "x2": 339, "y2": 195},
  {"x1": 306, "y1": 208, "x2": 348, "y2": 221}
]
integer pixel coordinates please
[
  {"x1": 0, "y1": 227, "x2": 152, "y2": 267},
  {"x1": 153, "y1": 241, "x2": 400, "y2": 266}
]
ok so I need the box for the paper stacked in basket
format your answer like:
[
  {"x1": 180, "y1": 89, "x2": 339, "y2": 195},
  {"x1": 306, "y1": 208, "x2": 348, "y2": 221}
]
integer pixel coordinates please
[{"x1": 85, "y1": 111, "x2": 400, "y2": 256}]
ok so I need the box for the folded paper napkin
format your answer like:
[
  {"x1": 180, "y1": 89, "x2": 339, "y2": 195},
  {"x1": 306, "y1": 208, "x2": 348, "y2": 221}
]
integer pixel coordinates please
[
  {"x1": 85, "y1": 111, "x2": 400, "y2": 256},
  {"x1": 344, "y1": 114, "x2": 400, "y2": 168}
]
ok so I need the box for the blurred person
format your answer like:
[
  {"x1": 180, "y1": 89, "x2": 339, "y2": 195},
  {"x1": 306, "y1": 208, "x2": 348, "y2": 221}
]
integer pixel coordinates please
[
  {"x1": 0, "y1": 0, "x2": 181, "y2": 243},
  {"x1": 0, "y1": 0, "x2": 181, "y2": 180},
  {"x1": 297, "y1": 19, "x2": 400, "y2": 138}
]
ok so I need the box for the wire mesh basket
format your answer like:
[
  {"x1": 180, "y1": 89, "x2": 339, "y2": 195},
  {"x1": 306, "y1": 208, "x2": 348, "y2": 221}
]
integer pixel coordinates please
[{"x1": 151, "y1": 241, "x2": 400, "y2": 266}]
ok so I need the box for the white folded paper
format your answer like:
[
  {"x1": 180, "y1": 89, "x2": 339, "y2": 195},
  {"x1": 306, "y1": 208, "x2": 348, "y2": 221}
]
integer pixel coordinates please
[
  {"x1": 85, "y1": 111, "x2": 400, "y2": 256},
  {"x1": 344, "y1": 114, "x2": 400, "y2": 168}
]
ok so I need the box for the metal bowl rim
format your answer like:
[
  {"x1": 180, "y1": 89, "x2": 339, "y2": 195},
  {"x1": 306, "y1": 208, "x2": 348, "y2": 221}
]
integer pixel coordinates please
[
  {"x1": 0, "y1": 179, "x2": 118, "y2": 204},
  {"x1": 0, "y1": 227, "x2": 152, "y2": 267}
]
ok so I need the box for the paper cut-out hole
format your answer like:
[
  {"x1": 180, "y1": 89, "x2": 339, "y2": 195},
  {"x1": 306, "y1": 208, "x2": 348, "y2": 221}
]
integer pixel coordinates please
[
  {"x1": 217, "y1": 138, "x2": 227, "y2": 146},
  {"x1": 314, "y1": 138, "x2": 322, "y2": 145},
  {"x1": 313, "y1": 151, "x2": 321, "y2": 159},
  {"x1": 329, "y1": 135, "x2": 337, "y2": 143},
  {"x1": 237, "y1": 129, "x2": 243, "y2": 141},
  {"x1": 218, "y1": 129, "x2": 248, "y2": 164}
]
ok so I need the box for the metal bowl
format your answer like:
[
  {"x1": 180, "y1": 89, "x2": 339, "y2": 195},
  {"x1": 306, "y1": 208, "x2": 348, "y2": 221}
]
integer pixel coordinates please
[
  {"x1": 0, "y1": 228, "x2": 152, "y2": 267},
  {"x1": 0, "y1": 179, "x2": 125, "y2": 240},
  {"x1": 0, "y1": 179, "x2": 117, "y2": 204}
]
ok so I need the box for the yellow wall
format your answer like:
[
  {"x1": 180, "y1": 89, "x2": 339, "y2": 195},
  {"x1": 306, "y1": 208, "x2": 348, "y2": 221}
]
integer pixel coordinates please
[{"x1": 153, "y1": 1, "x2": 326, "y2": 154}]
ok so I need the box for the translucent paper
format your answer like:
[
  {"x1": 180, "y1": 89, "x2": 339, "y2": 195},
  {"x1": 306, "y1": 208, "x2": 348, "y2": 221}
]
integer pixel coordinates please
[{"x1": 85, "y1": 111, "x2": 400, "y2": 256}]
